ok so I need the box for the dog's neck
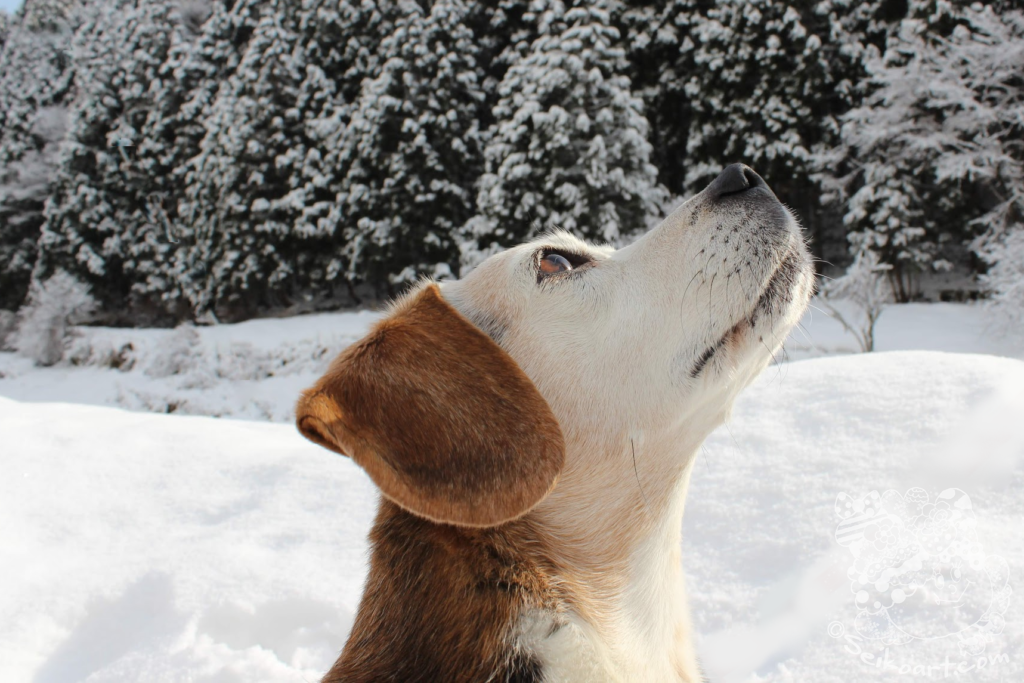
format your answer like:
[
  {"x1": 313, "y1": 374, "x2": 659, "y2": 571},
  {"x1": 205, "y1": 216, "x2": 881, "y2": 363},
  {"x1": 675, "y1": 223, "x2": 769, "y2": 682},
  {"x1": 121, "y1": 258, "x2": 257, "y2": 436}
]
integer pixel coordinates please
[{"x1": 525, "y1": 430, "x2": 705, "y2": 683}]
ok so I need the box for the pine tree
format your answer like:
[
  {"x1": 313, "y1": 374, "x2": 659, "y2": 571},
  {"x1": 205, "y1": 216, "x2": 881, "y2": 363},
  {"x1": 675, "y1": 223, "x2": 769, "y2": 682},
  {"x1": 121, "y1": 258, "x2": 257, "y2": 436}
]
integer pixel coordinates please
[
  {"x1": 621, "y1": 0, "x2": 700, "y2": 198},
  {"x1": 334, "y1": 0, "x2": 486, "y2": 290},
  {"x1": 469, "y1": 0, "x2": 539, "y2": 124},
  {"x1": 289, "y1": 0, "x2": 403, "y2": 303},
  {"x1": 299, "y1": 0, "x2": 401, "y2": 112},
  {"x1": 0, "y1": 0, "x2": 79, "y2": 311},
  {"x1": 132, "y1": 0, "x2": 262, "y2": 321},
  {"x1": 180, "y1": 0, "x2": 311, "y2": 320},
  {"x1": 467, "y1": 0, "x2": 668, "y2": 269},
  {"x1": 37, "y1": 0, "x2": 185, "y2": 325}
]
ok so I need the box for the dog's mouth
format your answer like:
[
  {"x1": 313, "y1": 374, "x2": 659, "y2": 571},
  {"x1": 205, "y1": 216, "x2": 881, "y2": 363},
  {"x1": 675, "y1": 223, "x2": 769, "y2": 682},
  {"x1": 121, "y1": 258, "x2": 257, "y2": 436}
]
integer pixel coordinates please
[
  {"x1": 690, "y1": 247, "x2": 804, "y2": 378},
  {"x1": 750, "y1": 248, "x2": 803, "y2": 325}
]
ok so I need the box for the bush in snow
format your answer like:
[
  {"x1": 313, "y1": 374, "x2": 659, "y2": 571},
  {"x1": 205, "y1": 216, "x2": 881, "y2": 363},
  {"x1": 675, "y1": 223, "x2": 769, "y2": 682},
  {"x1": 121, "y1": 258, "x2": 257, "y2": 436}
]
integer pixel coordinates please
[
  {"x1": 145, "y1": 322, "x2": 202, "y2": 378},
  {"x1": 65, "y1": 336, "x2": 136, "y2": 370},
  {"x1": 819, "y1": 249, "x2": 894, "y2": 352},
  {"x1": 13, "y1": 270, "x2": 97, "y2": 366}
]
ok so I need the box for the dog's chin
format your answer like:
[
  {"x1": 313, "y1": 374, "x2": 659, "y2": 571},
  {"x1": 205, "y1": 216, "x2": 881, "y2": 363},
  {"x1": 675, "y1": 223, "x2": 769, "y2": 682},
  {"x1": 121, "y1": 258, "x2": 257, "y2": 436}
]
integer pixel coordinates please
[
  {"x1": 745, "y1": 245, "x2": 812, "y2": 352},
  {"x1": 691, "y1": 242, "x2": 812, "y2": 380},
  {"x1": 754, "y1": 247, "x2": 805, "y2": 319}
]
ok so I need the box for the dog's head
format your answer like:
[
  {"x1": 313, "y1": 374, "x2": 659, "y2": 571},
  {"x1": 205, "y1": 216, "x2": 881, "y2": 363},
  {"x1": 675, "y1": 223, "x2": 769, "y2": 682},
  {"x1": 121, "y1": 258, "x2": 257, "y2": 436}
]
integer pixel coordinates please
[{"x1": 297, "y1": 164, "x2": 814, "y2": 529}]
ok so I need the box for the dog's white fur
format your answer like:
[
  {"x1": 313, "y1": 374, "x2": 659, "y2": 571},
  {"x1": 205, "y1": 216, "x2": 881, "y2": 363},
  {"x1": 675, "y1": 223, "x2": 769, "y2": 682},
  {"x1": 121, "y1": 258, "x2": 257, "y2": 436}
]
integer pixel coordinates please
[{"x1": 437, "y1": 171, "x2": 815, "y2": 681}]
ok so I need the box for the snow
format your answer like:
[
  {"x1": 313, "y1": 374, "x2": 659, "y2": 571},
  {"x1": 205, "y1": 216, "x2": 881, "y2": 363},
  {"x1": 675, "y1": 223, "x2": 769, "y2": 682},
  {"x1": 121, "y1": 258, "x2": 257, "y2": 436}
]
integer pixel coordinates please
[
  {"x1": 2, "y1": 319, "x2": 1023, "y2": 680},
  {"x1": 0, "y1": 308, "x2": 382, "y2": 422}
]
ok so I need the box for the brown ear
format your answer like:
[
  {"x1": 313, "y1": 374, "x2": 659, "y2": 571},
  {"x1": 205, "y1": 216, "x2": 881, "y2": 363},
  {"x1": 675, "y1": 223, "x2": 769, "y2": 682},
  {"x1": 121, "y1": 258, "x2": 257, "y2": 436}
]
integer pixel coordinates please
[{"x1": 295, "y1": 284, "x2": 564, "y2": 527}]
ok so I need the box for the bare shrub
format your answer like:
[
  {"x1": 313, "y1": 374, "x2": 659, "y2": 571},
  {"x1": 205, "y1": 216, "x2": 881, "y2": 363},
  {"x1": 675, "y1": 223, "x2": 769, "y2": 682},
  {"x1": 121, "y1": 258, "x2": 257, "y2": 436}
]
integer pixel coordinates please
[{"x1": 819, "y1": 249, "x2": 895, "y2": 352}]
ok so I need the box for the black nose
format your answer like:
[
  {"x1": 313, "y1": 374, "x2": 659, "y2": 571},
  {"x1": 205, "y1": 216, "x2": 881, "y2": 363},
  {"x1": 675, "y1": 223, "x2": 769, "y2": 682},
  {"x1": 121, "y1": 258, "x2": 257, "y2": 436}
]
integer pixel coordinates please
[{"x1": 705, "y1": 163, "x2": 768, "y2": 201}]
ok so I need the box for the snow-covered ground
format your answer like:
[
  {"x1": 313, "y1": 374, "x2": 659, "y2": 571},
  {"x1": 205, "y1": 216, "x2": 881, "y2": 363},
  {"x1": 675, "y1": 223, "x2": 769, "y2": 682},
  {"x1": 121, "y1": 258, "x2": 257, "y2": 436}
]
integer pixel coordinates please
[
  {"x1": 2, "y1": 351, "x2": 1023, "y2": 682},
  {"x1": 0, "y1": 300, "x2": 1021, "y2": 423},
  {"x1": 2, "y1": 301, "x2": 1023, "y2": 682},
  {"x1": 0, "y1": 308, "x2": 383, "y2": 423}
]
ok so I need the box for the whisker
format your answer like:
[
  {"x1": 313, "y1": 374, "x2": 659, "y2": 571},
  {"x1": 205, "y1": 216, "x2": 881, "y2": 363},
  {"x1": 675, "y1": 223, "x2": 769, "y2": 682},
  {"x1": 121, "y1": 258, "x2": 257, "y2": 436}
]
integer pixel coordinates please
[
  {"x1": 701, "y1": 444, "x2": 711, "y2": 473},
  {"x1": 790, "y1": 319, "x2": 814, "y2": 345},
  {"x1": 760, "y1": 337, "x2": 781, "y2": 380},
  {"x1": 682, "y1": 269, "x2": 703, "y2": 300},
  {"x1": 805, "y1": 302, "x2": 833, "y2": 318},
  {"x1": 631, "y1": 438, "x2": 651, "y2": 514},
  {"x1": 707, "y1": 272, "x2": 717, "y2": 324}
]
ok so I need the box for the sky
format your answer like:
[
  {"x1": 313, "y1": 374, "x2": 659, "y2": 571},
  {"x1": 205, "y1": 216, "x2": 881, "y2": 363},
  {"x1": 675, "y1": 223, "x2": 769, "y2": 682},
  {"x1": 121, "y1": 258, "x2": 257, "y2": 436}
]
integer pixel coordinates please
[{"x1": 0, "y1": 0, "x2": 21, "y2": 15}]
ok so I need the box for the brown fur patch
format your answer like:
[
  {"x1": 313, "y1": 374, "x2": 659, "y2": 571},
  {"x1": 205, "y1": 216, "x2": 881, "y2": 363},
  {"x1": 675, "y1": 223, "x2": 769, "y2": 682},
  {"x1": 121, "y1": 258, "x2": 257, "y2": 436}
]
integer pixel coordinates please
[
  {"x1": 322, "y1": 500, "x2": 558, "y2": 683},
  {"x1": 295, "y1": 284, "x2": 565, "y2": 527}
]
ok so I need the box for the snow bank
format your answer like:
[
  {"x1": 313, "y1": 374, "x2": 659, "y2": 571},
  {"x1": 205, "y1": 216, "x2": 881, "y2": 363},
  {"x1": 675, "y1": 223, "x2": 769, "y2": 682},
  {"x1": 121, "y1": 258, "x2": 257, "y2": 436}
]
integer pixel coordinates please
[
  {"x1": 690, "y1": 352, "x2": 1024, "y2": 682},
  {"x1": 2, "y1": 351, "x2": 1023, "y2": 682},
  {"x1": 0, "y1": 400, "x2": 377, "y2": 682}
]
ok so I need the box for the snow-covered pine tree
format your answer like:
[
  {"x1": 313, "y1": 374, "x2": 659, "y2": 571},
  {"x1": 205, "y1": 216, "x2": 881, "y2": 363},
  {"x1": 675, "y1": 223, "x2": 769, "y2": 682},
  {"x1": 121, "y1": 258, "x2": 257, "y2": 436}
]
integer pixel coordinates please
[
  {"x1": 814, "y1": 0, "x2": 900, "y2": 108},
  {"x1": 468, "y1": 0, "x2": 538, "y2": 122},
  {"x1": 816, "y1": 1, "x2": 1021, "y2": 302},
  {"x1": 466, "y1": 0, "x2": 668, "y2": 269},
  {"x1": 295, "y1": 0, "x2": 543, "y2": 300},
  {"x1": 131, "y1": 0, "x2": 264, "y2": 321},
  {"x1": 621, "y1": 0, "x2": 700, "y2": 198},
  {"x1": 36, "y1": 0, "x2": 185, "y2": 325},
  {"x1": 334, "y1": 0, "x2": 485, "y2": 291},
  {"x1": 175, "y1": 0, "x2": 213, "y2": 36},
  {"x1": 298, "y1": 0, "x2": 401, "y2": 114},
  {"x1": 0, "y1": 0, "x2": 79, "y2": 311},
  {"x1": 950, "y1": 7, "x2": 1023, "y2": 325},
  {"x1": 180, "y1": 0, "x2": 311, "y2": 321},
  {"x1": 804, "y1": 0, "x2": 906, "y2": 270},
  {"x1": 288, "y1": 0, "x2": 404, "y2": 303}
]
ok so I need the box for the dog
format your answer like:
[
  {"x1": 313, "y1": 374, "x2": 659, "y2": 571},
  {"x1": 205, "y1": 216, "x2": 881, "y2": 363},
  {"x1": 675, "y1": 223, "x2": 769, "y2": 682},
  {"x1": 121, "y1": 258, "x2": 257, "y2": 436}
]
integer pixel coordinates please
[{"x1": 295, "y1": 163, "x2": 814, "y2": 682}]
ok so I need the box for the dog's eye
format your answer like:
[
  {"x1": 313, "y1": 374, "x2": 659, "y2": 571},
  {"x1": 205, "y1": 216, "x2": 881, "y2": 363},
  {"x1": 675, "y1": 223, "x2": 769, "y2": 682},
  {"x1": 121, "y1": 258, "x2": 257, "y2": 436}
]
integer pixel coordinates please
[{"x1": 540, "y1": 253, "x2": 573, "y2": 274}]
